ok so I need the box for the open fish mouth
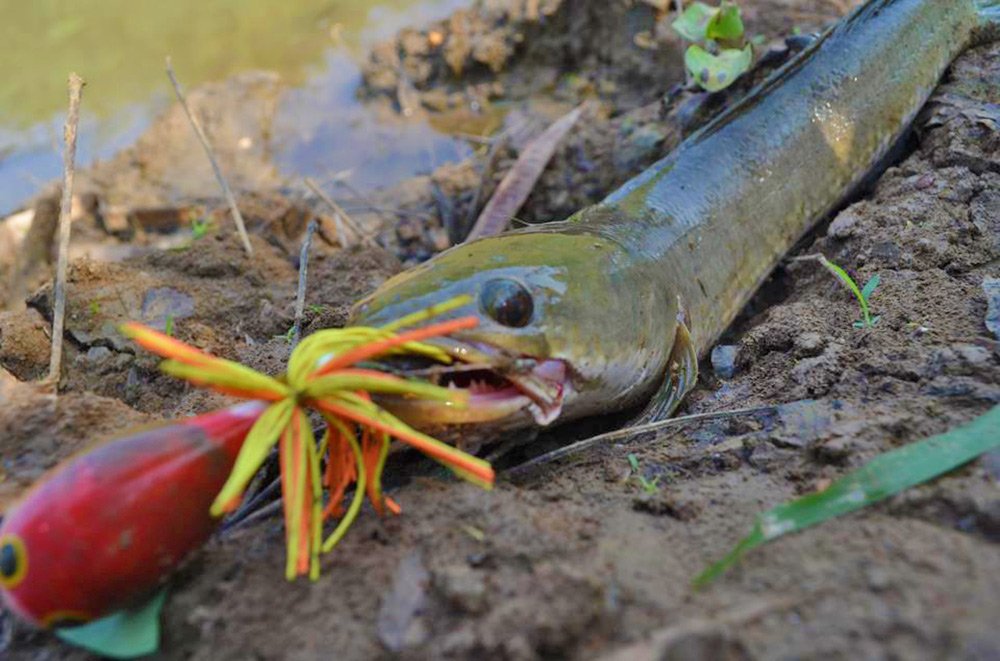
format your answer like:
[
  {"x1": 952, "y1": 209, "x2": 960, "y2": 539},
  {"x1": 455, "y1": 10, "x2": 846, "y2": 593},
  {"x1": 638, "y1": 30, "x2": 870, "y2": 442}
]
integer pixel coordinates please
[{"x1": 372, "y1": 338, "x2": 569, "y2": 427}]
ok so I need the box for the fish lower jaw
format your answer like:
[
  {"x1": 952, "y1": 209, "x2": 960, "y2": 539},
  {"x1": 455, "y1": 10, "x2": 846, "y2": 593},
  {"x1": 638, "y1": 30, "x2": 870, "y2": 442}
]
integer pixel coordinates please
[{"x1": 376, "y1": 360, "x2": 569, "y2": 430}]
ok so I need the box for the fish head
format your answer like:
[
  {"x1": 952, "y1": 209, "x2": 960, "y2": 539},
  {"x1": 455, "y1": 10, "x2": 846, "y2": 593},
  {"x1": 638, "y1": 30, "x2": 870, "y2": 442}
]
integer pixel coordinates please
[{"x1": 351, "y1": 231, "x2": 674, "y2": 446}]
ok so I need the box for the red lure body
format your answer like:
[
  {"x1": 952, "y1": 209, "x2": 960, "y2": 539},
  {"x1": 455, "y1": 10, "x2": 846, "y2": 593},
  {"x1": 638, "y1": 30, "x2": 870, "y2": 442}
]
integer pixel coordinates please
[{"x1": 0, "y1": 401, "x2": 264, "y2": 628}]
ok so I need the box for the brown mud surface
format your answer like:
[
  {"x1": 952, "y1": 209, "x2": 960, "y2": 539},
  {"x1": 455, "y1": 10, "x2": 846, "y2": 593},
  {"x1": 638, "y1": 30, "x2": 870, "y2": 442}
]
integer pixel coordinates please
[{"x1": 3, "y1": 1, "x2": 1000, "y2": 658}]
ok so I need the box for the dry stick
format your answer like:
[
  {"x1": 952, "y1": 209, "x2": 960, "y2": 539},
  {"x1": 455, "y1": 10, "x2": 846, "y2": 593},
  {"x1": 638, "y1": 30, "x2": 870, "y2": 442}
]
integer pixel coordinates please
[
  {"x1": 47, "y1": 73, "x2": 85, "y2": 387},
  {"x1": 165, "y1": 56, "x2": 253, "y2": 256},
  {"x1": 465, "y1": 103, "x2": 585, "y2": 242},
  {"x1": 505, "y1": 403, "x2": 780, "y2": 478},
  {"x1": 304, "y1": 177, "x2": 371, "y2": 247},
  {"x1": 291, "y1": 220, "x2": 318, "y2": 347}
]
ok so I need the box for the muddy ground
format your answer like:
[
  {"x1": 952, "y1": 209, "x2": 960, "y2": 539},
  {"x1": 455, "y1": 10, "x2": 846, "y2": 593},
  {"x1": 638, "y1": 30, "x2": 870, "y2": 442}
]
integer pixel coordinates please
[{"x1": 2, "y1": 0, "x2": 1000, "y2": 658}]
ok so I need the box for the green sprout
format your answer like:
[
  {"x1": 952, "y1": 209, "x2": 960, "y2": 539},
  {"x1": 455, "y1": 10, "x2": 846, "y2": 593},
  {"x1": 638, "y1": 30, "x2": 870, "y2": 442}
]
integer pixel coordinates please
[
  {"x1": 164, "y1": 314, "x2": 175, "y2": 337},
  {"x1": 88, "y1": 300, "x2": 101, "y2": 316},
  {"x1": 190, "y1": 216, "x2": 214, "y2": 239},
  {"x1": 628, "y1": 453, "x2": 661, "y2": 494},
  {"x1": 672, "y1": 1, "x2": 752, "y2": 92},
  {"x1": 799, "y1": 254, "x2": 880, "y2": 328},
  {"x1": 308, "y1": 304, "x2": 327, "y2": 314}
]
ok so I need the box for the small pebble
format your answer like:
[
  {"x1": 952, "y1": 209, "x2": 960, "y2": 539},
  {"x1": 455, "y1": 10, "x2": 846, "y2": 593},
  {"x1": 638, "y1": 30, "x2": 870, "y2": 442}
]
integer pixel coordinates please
[
  {"x1": 866, "y1": 567, "x2": 891, "y2": 592},
  {"x1": 983, "y1": 277, "x2": 1000, "y2": 341},
  {"x1": 711, "y1": 344, "x2": 738, "y2": 379},
  {"x1": 827, "y1": 207, "x2": 861, "y2": 239},
  {"x1": 85, "y1": 346, "x2": 112, "y2": 363}
]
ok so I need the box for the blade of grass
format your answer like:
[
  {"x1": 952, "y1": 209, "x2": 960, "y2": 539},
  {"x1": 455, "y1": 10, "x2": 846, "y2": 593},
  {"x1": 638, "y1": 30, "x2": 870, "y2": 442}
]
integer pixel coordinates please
[{"x1": 695, "y1": 405, "x2": 1000, "y2": 587}]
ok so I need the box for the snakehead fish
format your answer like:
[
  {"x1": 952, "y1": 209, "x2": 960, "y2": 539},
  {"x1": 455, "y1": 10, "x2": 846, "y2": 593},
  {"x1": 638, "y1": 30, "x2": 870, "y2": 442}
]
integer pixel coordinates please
[{"x1": 352, "y1": 0, "x2": 999, "y2": 447}]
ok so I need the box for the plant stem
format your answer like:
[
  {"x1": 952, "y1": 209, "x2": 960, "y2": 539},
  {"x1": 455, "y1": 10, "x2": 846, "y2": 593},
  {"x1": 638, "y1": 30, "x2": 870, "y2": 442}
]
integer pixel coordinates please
[{"x1": 166, "y1": 57, "x2": 253, "y2": 257}]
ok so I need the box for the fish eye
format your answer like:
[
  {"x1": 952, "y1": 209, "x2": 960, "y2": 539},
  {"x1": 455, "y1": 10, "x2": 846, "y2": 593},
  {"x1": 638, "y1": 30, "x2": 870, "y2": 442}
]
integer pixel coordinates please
[
  {"x1": 0, "y1": 534, "x2": 27, "y2": 589},
  {"x1": 480, "y1": 278, "x2": 534, "y2": 328}
]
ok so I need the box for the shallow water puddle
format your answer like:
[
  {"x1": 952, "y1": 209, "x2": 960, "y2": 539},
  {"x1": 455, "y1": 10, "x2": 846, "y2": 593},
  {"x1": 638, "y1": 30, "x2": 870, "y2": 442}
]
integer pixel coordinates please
[{"x1": 0, "y1": 0, "x2": 472, "y2": 214}]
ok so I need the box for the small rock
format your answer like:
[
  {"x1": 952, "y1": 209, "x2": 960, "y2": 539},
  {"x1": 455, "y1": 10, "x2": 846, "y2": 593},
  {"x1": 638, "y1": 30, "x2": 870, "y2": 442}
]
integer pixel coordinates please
[
  {"x1": 376, "y1": 552, "x2": 430, "y2": 652},
  {"x1": 710, "y1": 344, "x2": 738, "y2": 379},
  {"x1": 773, "y1": 399, "x2": 837, "y2": 448},
  {"x1": 99, "y1": 205, "x2": 132, "y2": 236},
  {"x1": 813, "y1": 436, "x2": 854, "y2": 465},
  {"x1": 85, "y1": 346, "x2": 112, "y2": 363},
  {"x1": 794, "y1": 331, "x2": 825, "y2": 357},
  {"x1": 140, "y1": 287, "x2": 195, "y2": 332},
  {"x1": 827, "y1": 207, "x2": 862, "y2": 238},
  {"x1": 914, "y1": 173, "x2": 935, "y2": 189},
  {"x1": 866, "y1": 566, "x2": 891, "y2": 592},
  {"x1": 433, "y1": 565, "x2": 488, "y2": 614},
  {"x1": 980, "y1": 449, "x2": 1000, "y2": 483},
  {"x1": 396, "y1": 218, "x2": 423, "y2": 241},
  {"x1": 870, "y1": 240, "x2": 901, "y2": 267},
  {"x1": 954, "y1": 344, "x2": 992, "y2": 368},
  {"x1": 632, "y1": 493, "x2": 700, "y2": 520},
  {"x1": 984, "y1": 277, "x2": 1000, "y2": 340},
  {"x1": 428, "y1": 226, "x2": 451, "y2": 252}
]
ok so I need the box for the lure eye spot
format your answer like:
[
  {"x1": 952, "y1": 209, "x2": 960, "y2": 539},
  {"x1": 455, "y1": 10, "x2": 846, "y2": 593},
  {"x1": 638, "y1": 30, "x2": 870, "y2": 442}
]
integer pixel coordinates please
[
  {"x1": 0, "y1": 534, "x2": 27, "y2": 589},
  {"x1": 480, "y1": 279, "x2": 534, "y2": 328}
]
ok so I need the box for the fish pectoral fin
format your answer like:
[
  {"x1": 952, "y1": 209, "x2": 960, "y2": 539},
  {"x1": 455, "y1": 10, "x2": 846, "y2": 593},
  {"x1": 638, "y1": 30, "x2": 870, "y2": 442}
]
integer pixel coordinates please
[{"x1": 633, "y1": 320, "x2": 698, "y2": 424}]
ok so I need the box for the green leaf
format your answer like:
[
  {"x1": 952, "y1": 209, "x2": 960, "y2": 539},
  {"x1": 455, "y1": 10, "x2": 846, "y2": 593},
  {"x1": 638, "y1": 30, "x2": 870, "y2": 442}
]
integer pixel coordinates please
[
  {"x1": 672, "y1": 2, "x2": 719, "y2": 41},
  {"x1": 685, "y1": 44, "x2": 752, "y2": 92},
  {"x1": 814, "y1": 255, "x2": 873, "y2": 328},
  {"x1": 861, "y1": 274, "x2": 881, "y2": 303},
  {"x1": 695, "y1": 405, "x2": 1000, "y2": 587},
  {"x1": 706, "y1": 2, "x2": 744, "y2": 41},
  {"x1": 56, "y1": 590, "x2": 166, "y2": 659}
]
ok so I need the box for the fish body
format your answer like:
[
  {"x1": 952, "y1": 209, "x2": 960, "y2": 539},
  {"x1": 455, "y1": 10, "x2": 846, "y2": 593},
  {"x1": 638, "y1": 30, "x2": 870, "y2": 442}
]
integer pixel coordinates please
[
  {"x1": 353, "y1": 0, "x2": 992, "y2": 442},
  {"x1": 0, "y1": 402, "x2": 264, "y2": 628}
]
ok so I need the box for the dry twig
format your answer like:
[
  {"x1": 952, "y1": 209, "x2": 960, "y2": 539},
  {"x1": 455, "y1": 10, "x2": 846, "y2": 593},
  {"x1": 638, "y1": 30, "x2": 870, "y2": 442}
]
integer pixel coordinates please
[
  {"x1": 291, "y1": 220, "x2": 318, "y2": 347},
  {"x1": 506, "y1": 403, "x2": 779, "y2": 477},
  {"x1": 47, "y1": 73, "x2": 85, "y2": 387},
  {"x1": 165, "y1": 56, "x2": 253, "y2": 256},
  {"x1": 304, "y1": 177, "x2": 371, "y2": 247}
]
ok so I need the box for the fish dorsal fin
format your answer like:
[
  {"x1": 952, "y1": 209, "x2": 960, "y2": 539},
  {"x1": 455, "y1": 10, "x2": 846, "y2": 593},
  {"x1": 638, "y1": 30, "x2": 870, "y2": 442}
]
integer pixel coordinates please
[{"x1": 681, "y1": 0, "x2": 897, "y2": 150}]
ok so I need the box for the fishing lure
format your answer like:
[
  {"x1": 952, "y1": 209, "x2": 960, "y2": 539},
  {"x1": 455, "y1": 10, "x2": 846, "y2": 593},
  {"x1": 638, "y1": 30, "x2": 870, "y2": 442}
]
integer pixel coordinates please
[
  {"x1": 0, "y1": 298, "x2": 493, "y2": 630},
  {"x1": 0, "y1": 403, "x2": 264, "y2": 628}
]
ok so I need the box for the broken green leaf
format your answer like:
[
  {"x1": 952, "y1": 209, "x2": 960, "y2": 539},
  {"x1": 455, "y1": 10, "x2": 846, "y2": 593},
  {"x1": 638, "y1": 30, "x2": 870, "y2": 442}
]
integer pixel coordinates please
[
  {"x1": 672, "y1": 2, "x2": 745, "y2": 42},
  {"x1": 695, "y1": 405, "x2": 1000, "y2": 587},
  {"x1": 684, "y1": 44, "x2": 752, "y2": 92},
  {"x1": 56, "y1": 589, "x2": 166, "y2": 659},
  {"x1": 706, "y1": 2, "x2": 744, "y2": 41},
  {"x1": 672, "y1": 2, "x2": 719, "y2": 41},
  {"x1": 861, "y1": 274, "x2": 881, "y2": 303}
]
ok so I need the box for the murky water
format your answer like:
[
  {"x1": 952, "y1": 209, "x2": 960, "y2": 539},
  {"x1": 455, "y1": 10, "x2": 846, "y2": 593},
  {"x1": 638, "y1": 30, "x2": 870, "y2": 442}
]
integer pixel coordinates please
[{"x1": 0, "y1": 0, "x2": 471, "y2": 215}]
